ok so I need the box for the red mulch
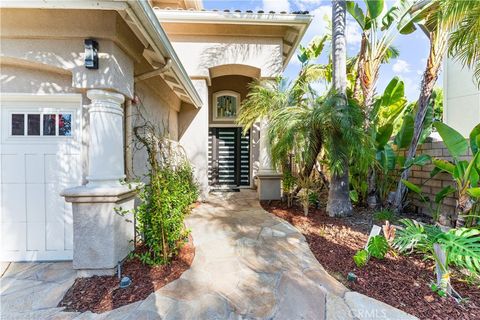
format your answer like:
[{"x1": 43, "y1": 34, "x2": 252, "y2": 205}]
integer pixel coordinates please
[
  {"x1": 262, "y1": 201, "x2": 480, "y2": 320},
  {"x1": 58, "y1": 236, "x2": 195, "y2": 313}
]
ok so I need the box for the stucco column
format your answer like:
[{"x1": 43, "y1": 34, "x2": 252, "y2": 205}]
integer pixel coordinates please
[
  {"x1": 258, "y1": 119, "x2": 276, "y2": 175},
  {"x1": 86, "y1": 89, "x2": 126, "y2": 187},
  {"x1": 61, "y1": 89, "x2": 136, "y2": 276},
  {"x1": 257, "y1": 119, "x2": 282, "y2": 200}
]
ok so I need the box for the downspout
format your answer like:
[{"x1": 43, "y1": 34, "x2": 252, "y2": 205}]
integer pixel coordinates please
[{"x1": 124, "y1": 99, "x2": 133, "y2": 180}]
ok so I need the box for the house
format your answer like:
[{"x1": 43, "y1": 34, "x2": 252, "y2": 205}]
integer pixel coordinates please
[
  {"x1": 443, "y1": 58, "x2": 480, "y2": 137},
  {"x1": 0, "y1": 0, "x2": 311, "y2": 274}
]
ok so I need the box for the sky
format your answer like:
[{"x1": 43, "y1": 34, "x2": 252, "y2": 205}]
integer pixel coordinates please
[{"x1": 202, "y1": 0, "x2": 435, "y2": 102}]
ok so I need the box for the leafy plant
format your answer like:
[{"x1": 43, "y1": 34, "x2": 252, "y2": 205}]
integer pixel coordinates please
[
  {"x1": 368, "y1": 235, "x2": 389, "y2": 259},
  {"x1": 374, "y1": 209, "x2": 397, "y2": 223},
  {"x1": 432, "y1": 123, "x2": 480, "y2": 227},
  {"x1": 401, "y1": 179, "x2": 455, "y2": 223},
  {"x1": 354, "y1": 249, "x2": 369, "y2": 268},
  {"x1": 132, "y1": 125, "x2": 199, "y2": 266},
  {"x1": 394, "y1": 218, "x2": 480, "y2": 294},
  {"x1": 353, "y1": 234, "x2": 389, "y2": 268}
]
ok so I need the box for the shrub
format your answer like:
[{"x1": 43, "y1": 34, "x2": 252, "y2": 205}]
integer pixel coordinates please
[
  {"x1": 135, "y1": 161, "x2": 198, "y2": 265},
  {"x1": 373, "y1": 209, "x2": 397, "y2": 223},
  {"x1": 131, "y1": 122, "x2": 199, "y2": 266}
]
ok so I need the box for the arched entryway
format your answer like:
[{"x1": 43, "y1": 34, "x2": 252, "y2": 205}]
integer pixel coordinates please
[{"x1": 207, "y1": 65, "x2": 260, "y2": 189}]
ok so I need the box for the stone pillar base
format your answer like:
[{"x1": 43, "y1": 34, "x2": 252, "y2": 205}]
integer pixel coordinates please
[
  {"x1": 61, "y1": 185, "x2": 137, "y2": 276},
  {"x1": 257, "y1": 173, "x2": 282, "y2": 200}
]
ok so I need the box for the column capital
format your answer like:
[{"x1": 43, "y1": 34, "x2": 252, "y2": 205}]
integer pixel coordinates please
[{"x1": 87, "y1": 89, "x2": 125, "y2": 105}]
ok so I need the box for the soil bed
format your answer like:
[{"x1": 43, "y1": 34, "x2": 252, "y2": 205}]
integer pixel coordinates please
[
  {"x1": 58, "y1": 236, "x2": 195, "y2": 313},
  {"x1": 262, "y1": 201, "x2": 480, "y2": 320}
]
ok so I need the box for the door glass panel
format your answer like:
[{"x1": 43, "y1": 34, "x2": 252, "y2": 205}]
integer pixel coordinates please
[
  {"x1": 11, "y1": 114, "x2": 25, "y2": 135},
  {"x1": 43, "y1": 114, "x2": 56, "y2": 136},
  {"x1": 59, "y1": 113, "x2": 72, "y2": 136},
  {"x1": 216, "y1": 95, "x2": 237, "y2": 119},
  {"x1": 27, "y1": 114, "x2": 40, "y2": 136}
]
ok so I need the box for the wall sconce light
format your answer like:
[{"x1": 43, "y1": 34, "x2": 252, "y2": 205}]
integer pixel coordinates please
[{"x1": 84, "y1": 39, "x2": 99, "y2": 69}]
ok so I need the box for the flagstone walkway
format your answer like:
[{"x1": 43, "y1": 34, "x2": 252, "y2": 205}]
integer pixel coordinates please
[{"x1": 1, "y1": 190, "x2": 417, "y2": 319}]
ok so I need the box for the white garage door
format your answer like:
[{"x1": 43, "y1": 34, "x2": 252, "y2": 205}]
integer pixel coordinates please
[{"x1": 0, "y1": 94, "x2": 82, "y2": 261}]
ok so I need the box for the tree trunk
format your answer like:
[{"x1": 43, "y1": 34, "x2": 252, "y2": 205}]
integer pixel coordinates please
[
  {"x1": 327, "y1": 0, "x2": 352, "y2": 217},
  {"x1": 393, "y1": 33, "x2": 446, "y2": 212}
]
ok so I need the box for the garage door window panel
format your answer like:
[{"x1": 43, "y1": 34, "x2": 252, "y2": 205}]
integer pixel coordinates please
[
  {"x1": 43, "y1": 114, "x2": 56, "y2": 136},
  {"x1": 11, "y1": 114, "x2": 25, "y2": 136}
]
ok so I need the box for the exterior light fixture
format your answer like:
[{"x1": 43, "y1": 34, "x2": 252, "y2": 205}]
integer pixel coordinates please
[{"x1": 84, "y1": 39, "x2": 98, "y2": 69}]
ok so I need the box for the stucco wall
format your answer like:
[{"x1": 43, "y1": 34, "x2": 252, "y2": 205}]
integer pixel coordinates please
[
  {"x1": 0, "y1": 9, "x2": 142, "y2": 98},
  {"x1": 444, "y1": 58, "x2": 480, "y2": 137},
  {"x1": 178, "y1": 80, "x2": 209, "y2": 199},
  {"x1": 0, "y1": 65, "x2": 74, "y2": 94},
  {"x1": 130, "y1": 79, "x2": 181, "y2": 179},
  {"x1": 169, "y1": 35, "x2": 283, "y2": 78},
  {"x1": 1, "y1": 8, "x2": 182, "y2": 187}
]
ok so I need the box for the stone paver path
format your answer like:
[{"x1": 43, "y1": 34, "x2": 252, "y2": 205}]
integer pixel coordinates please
[{"x1": 1, "y1": 190, "x2": 417, "y2": 319}]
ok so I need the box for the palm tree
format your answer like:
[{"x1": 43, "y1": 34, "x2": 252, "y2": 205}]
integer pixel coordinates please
[
  {"x1": 327, "y1": 0, "x2": 352, "y2": 217},
  {"x1": 347, "y1": 0, "x2": 419, "y2": 116},
  {"x1": 445, "y1": 0, "x2": 480, "y2": 86},
  {"x1": 393, "y1": 0, "x2": 459, "y2": 211}
]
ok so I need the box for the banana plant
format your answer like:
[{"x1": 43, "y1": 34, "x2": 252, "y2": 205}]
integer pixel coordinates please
[
  {"x1": 346, "y1": 0, "x2": 428, "y2": 115},
  {"x1": 401, "y1": 179, "x2": 455, "y2": 222},
  {"x1": 365, "y1": 77, "x2": 428, "y2": 205},
  {"x1": 431, "y1": 122, "x2": 480, "y2": 227}
]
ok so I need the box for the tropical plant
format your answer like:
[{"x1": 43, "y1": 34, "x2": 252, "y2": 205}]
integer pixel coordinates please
[
  {"x1": 282, "y1": 170, "x2": 297, "y2": 208},
  {"x1": 393, "y1": 0, "x2": 460, "y2": 211},
  {"x1": 393, "y1": 218, "x2": 480, "y2": 294},
  {"x1": 346, "y1": 0, "x2": 421, "y2": 114},
  {"x1": 431, "y1": 122, "x2": 480, "y2": 227},
  {"x1": 367, "y1": 77, "x2": 409, "y2": 206},
  {"x1": 353, "y1": 234, "x2": 389, "y2": 268},
  {"x1": 327, "y1": 0, "x2": 353, "y2": 217},
  {"x1": 374, "y1": 209, "x2": 397, "y2": 223},
  {"x1": 298, "y1": 176, "x2": 317, "y2": 216},
  {"x1": 444, "y1": 0, "x2": 480, "y2": 87},
  {"x1": 401, "y1": 179, "x2": 455, "y2": 223}
]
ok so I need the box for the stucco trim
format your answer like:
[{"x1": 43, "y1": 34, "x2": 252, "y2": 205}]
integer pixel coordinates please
[
  {"x1": 0, "y1": 56, "x2": 72, "y2": 76},
  {"x1": 209, "y1": 64, "x2": 261, "y2": 79},
  {"x1": 0, "y1": 92, "x2": 82, "y2": 103}
]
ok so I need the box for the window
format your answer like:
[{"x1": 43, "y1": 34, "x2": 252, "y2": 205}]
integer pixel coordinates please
[
  {"x1": 213, "y1": 91, "x2": 240, "y2": 121},
  {"x1": 11, "y1": 112, "x2": 73, "y2": 137}
]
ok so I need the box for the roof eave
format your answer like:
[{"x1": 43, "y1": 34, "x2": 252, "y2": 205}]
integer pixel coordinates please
[{"x1": 127, "y1": 1, "x2": 203, "y2": 107}]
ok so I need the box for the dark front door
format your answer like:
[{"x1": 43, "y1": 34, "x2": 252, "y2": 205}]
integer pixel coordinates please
[{"x1": 208, "y1": 127, "x2": 250, "y2": 187}]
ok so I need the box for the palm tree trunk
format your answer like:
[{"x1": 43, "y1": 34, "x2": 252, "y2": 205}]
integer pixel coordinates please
[
  {"x1": 327, "y1": 0, "x2": 352, "y2": 217},
  {"x1": 393, "y1": 32, "x2": 446, "y2": 212}
]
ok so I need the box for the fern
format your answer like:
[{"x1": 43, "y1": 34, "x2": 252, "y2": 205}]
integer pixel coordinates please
[{"x1": 368, "y1": 235, "x2": 389, "y2": 259}]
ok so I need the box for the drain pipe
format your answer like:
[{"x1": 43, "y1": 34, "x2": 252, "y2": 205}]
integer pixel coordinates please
[{"x1": 124, "y1": 99, "x2": 133, "y2": 180}]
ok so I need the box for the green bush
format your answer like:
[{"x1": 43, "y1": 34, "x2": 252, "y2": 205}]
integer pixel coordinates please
[
  {"x1": 135, "y1": 162, "x2": 199, "y2": 265},
  {"x1": 373, "y1": 209, "x2": 397, "y2": 223}
]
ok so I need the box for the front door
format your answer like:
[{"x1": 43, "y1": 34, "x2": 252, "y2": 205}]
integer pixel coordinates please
[{"x1": 208, "y1": 127, "x2": 250, "y2": 187}]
